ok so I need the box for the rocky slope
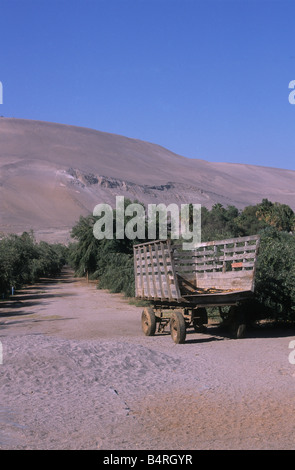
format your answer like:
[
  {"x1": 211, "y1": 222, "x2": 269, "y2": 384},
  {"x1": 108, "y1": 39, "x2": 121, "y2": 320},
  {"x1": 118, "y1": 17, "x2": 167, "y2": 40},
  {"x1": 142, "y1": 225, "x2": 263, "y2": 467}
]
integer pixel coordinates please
[{"x1": 0, "y1": 117, "x2": 294, "y2": 243}]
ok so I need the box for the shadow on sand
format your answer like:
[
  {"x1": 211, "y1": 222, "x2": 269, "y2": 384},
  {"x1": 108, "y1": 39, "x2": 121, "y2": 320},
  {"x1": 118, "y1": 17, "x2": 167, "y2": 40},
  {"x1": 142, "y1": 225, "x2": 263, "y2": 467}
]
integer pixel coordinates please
[
  {"x1": 0, "y1": 268, "x2": 78, "y2": 320},
  {"x1": 185, "y1": 322, "x2": 295, "y2": 344},
  {"x1": 152, "y1": 321, "x2": 295, "y2": 345}
]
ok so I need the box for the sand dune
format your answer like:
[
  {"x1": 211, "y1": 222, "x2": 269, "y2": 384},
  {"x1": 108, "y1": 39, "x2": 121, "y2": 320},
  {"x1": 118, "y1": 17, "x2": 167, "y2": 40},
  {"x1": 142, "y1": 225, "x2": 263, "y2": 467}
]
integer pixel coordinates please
[{"x1": 1, "y1": 117, "x2": 295, "y2": 242}]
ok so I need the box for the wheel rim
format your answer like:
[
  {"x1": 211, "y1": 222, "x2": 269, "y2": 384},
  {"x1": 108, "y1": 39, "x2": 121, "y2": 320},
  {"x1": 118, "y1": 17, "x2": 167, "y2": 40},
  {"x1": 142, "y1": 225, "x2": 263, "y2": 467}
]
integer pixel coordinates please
[
  {"x1": 141, "y1": 307, "x2": 156, "y2": 336},
  {"x1": 170, "y1": 312, "x2": 186, "y2": 344},
  {"x1": 170, "y1": 319, "x2": 178, "y2": 341},
  {"x1": 142, "y1": 312, "x2": 150, "y2": 334}
]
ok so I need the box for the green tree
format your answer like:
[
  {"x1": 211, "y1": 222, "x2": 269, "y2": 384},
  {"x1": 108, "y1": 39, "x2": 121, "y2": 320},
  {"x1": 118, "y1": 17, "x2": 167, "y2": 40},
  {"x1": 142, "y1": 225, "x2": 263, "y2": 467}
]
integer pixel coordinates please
[
  {"x1": 0, "y1": 232, "x2": 67, "y2": 296},
  {"x1": 256, "y1": 199, "x2": 295, "y2": 232},
  {"x1": 254, "y1": 228, "x2": 295, "y2": 321},
  {"x1": 69, "y1": 215, "x2": 100, "y2": 276},
  {"x1": 236, "y1": 204, "x2": 268, "y2": 235}
]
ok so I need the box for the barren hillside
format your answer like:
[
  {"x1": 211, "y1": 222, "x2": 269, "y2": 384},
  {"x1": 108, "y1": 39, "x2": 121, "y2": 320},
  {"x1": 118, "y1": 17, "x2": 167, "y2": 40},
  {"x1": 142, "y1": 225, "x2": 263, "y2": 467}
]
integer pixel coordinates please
[{"x1": 0, "y1": 117, "x2": 294, "y2": 243}]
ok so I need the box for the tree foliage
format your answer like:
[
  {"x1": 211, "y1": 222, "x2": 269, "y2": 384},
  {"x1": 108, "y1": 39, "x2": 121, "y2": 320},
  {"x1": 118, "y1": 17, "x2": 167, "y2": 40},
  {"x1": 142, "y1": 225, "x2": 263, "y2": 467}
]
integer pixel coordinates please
[
  {"x1": 0, "y1": 232, "x2": 67, "y2": 296},
  {"x1": 68, "y1": 199, "x2": 148, "y2": 297},
  {"x1": 254, "y1": 228, "x2": 295, "y2": 321},
  {"x1": 69, "y1": 198, "x2": 295, "y2": 322},
  {"x1": 200, "y1": 198, "x2": 295, "y2": 241}
]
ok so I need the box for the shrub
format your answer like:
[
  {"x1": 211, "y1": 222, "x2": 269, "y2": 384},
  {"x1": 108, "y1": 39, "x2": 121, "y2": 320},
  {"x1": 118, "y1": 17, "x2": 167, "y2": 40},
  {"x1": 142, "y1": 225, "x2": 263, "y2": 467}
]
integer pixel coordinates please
[
  {"x1": 254, "y1": 228, "x2": 295, "y2": 322},
  {"x1": 0, "y1": 232, "x2": 67, "y2": 296}
]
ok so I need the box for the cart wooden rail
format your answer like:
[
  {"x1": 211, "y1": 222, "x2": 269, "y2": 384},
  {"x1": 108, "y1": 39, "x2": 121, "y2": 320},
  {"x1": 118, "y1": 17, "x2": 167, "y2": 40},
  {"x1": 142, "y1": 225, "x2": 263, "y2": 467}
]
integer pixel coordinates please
[{"x1": 133, "y1": 235, "x2": 260, "y2": 343}]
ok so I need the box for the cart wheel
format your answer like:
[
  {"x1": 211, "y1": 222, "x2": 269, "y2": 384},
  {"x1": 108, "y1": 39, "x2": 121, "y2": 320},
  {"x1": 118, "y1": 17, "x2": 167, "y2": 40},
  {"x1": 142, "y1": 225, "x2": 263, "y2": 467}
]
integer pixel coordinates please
[
  {"x1": 236, "y1": 323, "x2": 246, "y2": 339},
  {"x1": 170, "y1": 311, "x2": 186, "y2": 344},
  {"x1": 141, "y1": 307, "x2": 156, "y2": 336},
  {"x1": 229, "y1": 306, "x2": 246, "y2": 339},
  {"x1": 192, "y1": 307, "x2": 208, "y2": 333}
]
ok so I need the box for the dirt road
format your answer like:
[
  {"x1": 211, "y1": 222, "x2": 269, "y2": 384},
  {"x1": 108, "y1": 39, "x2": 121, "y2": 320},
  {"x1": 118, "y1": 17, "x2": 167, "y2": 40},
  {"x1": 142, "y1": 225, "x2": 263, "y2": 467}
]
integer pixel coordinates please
[{"x1": 0, "y1": 268, "x2": 295, "y2": 450}]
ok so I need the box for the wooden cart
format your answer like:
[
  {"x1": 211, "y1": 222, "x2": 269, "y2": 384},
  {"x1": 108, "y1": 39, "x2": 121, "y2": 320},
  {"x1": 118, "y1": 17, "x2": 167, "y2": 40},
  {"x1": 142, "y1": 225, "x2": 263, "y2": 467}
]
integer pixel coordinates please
[{"x1": 133, "y1": 235, "x2": 260, "y2": 343}]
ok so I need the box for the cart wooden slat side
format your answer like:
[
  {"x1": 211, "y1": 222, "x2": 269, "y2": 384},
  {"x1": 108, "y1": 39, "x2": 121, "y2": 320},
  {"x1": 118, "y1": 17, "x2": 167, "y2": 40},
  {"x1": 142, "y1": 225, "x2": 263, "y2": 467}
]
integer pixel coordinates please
[{"x1": 134, "y1": 239, "x2": 181, "y2": 301}]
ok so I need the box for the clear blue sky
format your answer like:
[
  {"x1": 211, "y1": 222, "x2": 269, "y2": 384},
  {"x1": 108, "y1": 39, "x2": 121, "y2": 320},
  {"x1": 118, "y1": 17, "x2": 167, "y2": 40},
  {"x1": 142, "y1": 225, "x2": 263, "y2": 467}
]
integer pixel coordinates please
[{"x1": 0, "y1": 0, "x2": 295, "y2": 170}]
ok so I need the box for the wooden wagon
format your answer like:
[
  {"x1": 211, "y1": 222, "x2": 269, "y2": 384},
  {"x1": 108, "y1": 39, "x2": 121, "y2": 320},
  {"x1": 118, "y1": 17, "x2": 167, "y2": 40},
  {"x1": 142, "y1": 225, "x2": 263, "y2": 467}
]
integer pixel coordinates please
[{"x1": 133, "y1": 235, "x2": 260, "y2": 343}]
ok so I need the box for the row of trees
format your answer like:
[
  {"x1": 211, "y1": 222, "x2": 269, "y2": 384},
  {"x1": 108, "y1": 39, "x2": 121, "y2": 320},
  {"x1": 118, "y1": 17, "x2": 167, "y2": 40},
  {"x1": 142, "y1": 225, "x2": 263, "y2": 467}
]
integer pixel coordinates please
[
  {"x1": 2, "y1": 197, "x2": 294, "y2": 323},
  {"x1": 0, "y1": 231, "x2": 67, "y2": 297},
  {"x1": 68, "y1": 198, "x2": 295, "y2": 322},
  {"x1": 200, "y1": 198, "x2": 295, "y2": 240}
]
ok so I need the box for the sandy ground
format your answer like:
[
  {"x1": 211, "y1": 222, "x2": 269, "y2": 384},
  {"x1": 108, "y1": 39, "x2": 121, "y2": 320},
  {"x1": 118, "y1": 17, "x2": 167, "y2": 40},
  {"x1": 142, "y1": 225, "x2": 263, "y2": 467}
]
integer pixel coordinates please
[{"x1": 0, "y1": 267, "x2": 295, "y2": 450}]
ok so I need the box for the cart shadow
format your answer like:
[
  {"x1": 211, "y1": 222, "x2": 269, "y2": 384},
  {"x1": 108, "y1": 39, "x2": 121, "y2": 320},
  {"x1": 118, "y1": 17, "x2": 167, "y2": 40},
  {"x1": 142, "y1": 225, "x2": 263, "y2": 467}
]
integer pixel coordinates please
[
  {"x1": 155, "y1": 323, "x2": 295, "y2": 344},
  {"x1": 185, "y1": 326, "x2": 227, "y2": 343},
  {"x1": 185, "y1": 323, "x2": 295, "y2": 343},
  {"x1": 154, "y1": 321, "x2": 295, "y2": 343},
  {"x1": 154, "y1": 326, "x2": 230, "y2": 343},
  {"x1": 241, "y1": 324, "x2": 295, "y2": 339},
  {"x1": 185, "y1": 336, "x2": 224, "y2": 344}
]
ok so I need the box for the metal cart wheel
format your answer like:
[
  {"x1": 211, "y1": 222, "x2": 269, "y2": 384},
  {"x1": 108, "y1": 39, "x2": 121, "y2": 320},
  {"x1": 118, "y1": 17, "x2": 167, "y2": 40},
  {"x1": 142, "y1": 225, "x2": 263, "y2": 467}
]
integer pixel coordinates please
[
  {"x1": 141, "y1": 307, "x2": 156, "y2": 336},
  {"x1": 170, "y1": 311, "x2": 186, "y2": 344}
]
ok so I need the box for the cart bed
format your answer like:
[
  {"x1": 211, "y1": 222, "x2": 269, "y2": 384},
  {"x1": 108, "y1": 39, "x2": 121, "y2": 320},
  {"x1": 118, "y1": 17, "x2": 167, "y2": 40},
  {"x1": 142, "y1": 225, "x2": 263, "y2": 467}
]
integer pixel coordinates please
[{"x1": 133, "y1": 235, "x2": 260, "y2": 307}]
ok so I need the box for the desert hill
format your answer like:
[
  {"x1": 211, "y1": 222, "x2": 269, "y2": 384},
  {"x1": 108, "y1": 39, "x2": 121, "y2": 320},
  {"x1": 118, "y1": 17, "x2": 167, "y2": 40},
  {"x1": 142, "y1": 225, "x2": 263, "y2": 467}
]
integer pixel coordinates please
[{"x1": 0, "y1": 117, "x2": 294, "y2": 243}]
